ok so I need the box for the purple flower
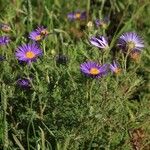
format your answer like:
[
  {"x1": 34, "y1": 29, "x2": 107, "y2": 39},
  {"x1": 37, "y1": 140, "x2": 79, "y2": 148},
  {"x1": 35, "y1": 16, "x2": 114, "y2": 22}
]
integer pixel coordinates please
[
  {"x1": 36, "y1": 26, "x2": 49, "y2": 36},
  {"x1": 110, "y1": 61, "x2": 121, "y2": 74},
  {"x1": 0, "y1": 23, "x2": 11, "y2": 32},
  {"x1": 117, "y1": 32, "x2": 144, "y2": 52},
  {"x1": 17, "y1": 78, "x2": 31, "y2": 88},
  {"x1": 67, "y1": 11, "x2": 86, "y2": 21},
  {"x1": 0, "y1": 36, "x2": 10, "y2": 45},
  {"x1": 95, "y1": 19, "x2": 102, "y2": 27},
  {"x1": 80, "y1": 61, "x2": 108, "y2": 78},
  {"x1": 89, "y1": 36, "x2": 109, "y2": 49},
  {"x1": 95, "y1": 17, "x2": 109, "y2": 28},
  {"x1": 29, "y1": 31, "x2": 42, "y2": 41},
  {"x1": 15, "y1": 43, "x2": 43, "y2": 64},
  {"x1": 29, "y1": 26, "x2": 48, "y2": 41}
]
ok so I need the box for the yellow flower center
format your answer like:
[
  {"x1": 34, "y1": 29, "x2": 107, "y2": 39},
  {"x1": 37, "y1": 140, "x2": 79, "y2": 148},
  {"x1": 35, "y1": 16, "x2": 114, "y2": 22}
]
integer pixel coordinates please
[
  {"x1": 35, "y1": 35, "x2": 42, "y2": 41},
  {"x1": 127, "y1": 41, "x2": 135, "y2": 50},
  {"x1": 90, "y1": 68, "x2": 100, "y2": 75},
  {"x1": 101, "y1": 22, "x2": 107, "y2": 29},
  {"x1": 75, "y1": 13, "x2": 81, "y2": 19},
  {"x1": 26, "y1": 51, "x2": 35, "y2": 59}
]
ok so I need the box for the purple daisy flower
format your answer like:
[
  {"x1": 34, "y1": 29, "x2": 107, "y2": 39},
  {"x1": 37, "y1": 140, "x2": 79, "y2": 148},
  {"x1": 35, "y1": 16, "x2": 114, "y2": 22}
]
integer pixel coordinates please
[
  {"x1": 67, "y1": 11, "x2": 86, "y2": 21},
  {"x1": 29, "y1": 31, "x2": 42, "y2": 41},
  {"x1": 117, "y1": 32, "x2": 144, "y2": 52},
  {"x1": 0, "y1": 36, "x2": 10, "y2": 45},
  {"x1": 89, "y1": 36, "x2": 109, "y2": 49},
  {"x1": 15, "y1": 43, "x2": 43, "y2": 63},
  {"x1": 0, "y1": 23, "x2": 11, "y2": 32},
  {"x1": 80, "y1": 61, "x2": 108, "y2": 78},
  {"x1": 17, "y1": 78, "x2": 31, "y2": 89},
  {"x1": 110, "y1": 61, "x2": 121, "y2": 74},
  {"x1": 29, "y1": 26, "x2": 48, "y2": 41}
]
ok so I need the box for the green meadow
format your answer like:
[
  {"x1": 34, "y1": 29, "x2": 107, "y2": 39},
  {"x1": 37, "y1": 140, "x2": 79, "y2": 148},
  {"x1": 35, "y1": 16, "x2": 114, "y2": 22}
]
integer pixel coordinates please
[{"x1": 0, "y1": 0, "x2": 150, "y2": 149}]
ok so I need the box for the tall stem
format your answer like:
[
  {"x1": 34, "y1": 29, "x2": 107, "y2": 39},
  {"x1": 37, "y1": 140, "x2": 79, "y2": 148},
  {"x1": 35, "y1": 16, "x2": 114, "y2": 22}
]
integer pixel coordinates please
[
  {"x1": 2, "y1": 84, "x2": 8, "y2": 149},
  {"x1": 124, "y1": 48, "x2": 130, "y2": 73},
  {"x1": 89, "y1": 80, "x2": 95, "y2": 104},
  {"x1": 87, "y1": 0, "x2": 90, "y2": 21}
]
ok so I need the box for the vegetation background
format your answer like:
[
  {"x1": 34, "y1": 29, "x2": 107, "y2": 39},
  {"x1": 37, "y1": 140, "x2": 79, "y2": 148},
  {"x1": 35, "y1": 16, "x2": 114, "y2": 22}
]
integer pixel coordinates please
[{"x1": 0, "y1": 0, "x2": 150, "y2": 149}]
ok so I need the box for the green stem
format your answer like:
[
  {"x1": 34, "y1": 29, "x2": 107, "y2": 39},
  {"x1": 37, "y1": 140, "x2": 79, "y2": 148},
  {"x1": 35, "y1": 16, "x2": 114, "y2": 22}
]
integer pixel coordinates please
[
  {"x1": 124, "y1": 49, "x2": 130, "y2": 73},
  {"x1": 89, "y1": 80, "x2": 95, "y2": 104},
  {"x1": 102, "y1": 47, "x2": 110, "y2": 64},
  {"x1": 2, "y1": 84, "x2": 8, "y2": 150},
  {"x1": 87, "y1": 0, "x2": 90, "y2": 20},
  {"x1": 86, "y1": 80, "x2": 89, "y2": 100},
  {"x1": 27, "y1": 116, "x2": 34, "y2": 150},
  {"x1": 42, "y1": 40, "x2": 46, "y2": 56},
  {"x1": 27, "y1": 0, "x2": 33, "y2": 31},
  {"x1": 100, "y1": 0, "x2": 106, "y2": 17}
]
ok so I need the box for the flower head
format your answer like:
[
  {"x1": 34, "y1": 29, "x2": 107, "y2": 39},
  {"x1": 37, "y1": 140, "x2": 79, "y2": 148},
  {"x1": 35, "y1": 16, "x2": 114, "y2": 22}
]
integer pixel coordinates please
[
  {"x1": 0, "y1": 36, "x2": 10, "y2": 45},
  {"x1": 87, "y1": 21, "x2": 93, "y2": 29},
  {"x1": 95, "y1": 17, "x2": 109, "y2": 29},
  {"x1": 36, "y1": 26, "x2": 49, "y2": 36},
  {"x1": 80, "y1": 61, "x2": 108, "y2": 78},
  {"x1": 117, "y1": 32, "x2": 144, "y2": 52},
  {"x1": 130, "y1": 50, "x2": 141, "y2": 62},
  {"x1": 17, "y1": 78, "x2": 31, "y2": 89},
  {"x1": 110, "y1": 61, "x2": 121, "y2": 75},
  {"x1": 67, "y1": 11, "x2": 86, "y2": 21},
  {"x1": 29, "y1": 31, "x2": 43, "y2": 41},
  {"x1": 15, "y1": 43, "x2": 42, "y2": 63},
  {"x1": 0, "y1": 23, "x2": 11, "y2": 32},
  {"x1": 89, "y1": 36, "x2": 109, "y2": 49},
  {"x1": 29, "y1": 26, "x2": 48, "y2": 41}
]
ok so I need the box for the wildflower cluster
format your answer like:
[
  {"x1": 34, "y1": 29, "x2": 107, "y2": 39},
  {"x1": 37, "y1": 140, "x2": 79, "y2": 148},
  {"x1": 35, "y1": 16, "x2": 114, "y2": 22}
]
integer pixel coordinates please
[
  {"x1": 14, "y1": 26, "x2": 50, "y2": 87},
  {"x1": 0, "y1": 2, "x2": 148, "y2": 149},
  {"x1": 80, "y1": 31, "x2": 144, "y2": 78},
  {"x1": 67, "y1": 11, "x2": 144, "y2": 79},
  {"x1": 0, "y1": 9, "x2": 144, "y2": 90},
  {"x1": 0, "y1": 24, "x2": 50, "y2": 88}
]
